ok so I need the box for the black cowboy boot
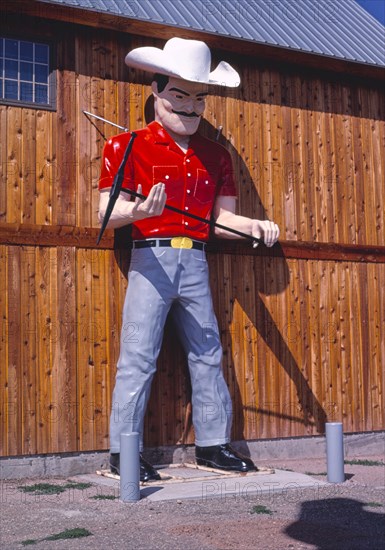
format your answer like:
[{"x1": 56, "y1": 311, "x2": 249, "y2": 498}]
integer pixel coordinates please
[
  {"x1": 110, "y1": 453, "x2": 161, "y2": 481},
  {"x1": 195, "y1": 444, "x2": 257, "y2": 472}
]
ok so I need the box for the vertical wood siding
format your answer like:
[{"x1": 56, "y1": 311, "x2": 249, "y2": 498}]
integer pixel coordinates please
[{"x1": 0, "y1": 23, "x2": 384, "y2": 455}]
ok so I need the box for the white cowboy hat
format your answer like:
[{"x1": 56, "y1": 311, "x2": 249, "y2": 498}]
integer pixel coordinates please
[{"x1": 125, "y1": 37, "x2": 240, "y2": 87}]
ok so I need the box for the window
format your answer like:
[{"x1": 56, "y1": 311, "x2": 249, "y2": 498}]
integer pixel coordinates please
[{"x1": 0, "y1": 37, "x2": 54, "y2": 108}]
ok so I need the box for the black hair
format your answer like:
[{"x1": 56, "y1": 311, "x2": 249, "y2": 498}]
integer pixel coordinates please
[{"x1": 153, "y1": 73, "x2": 170, "y2": 93}]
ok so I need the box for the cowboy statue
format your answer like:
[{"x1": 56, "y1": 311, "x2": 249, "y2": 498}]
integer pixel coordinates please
[{"x1": 98, "y1": 37, "x2": 280, "y2": 481}]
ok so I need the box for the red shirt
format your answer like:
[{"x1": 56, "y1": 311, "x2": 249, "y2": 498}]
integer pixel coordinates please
[{"x1": 99, "y1": 121, "x2": 237, "y2": 241}]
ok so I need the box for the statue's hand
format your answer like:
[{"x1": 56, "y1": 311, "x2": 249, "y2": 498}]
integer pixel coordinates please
[
  {"x1": 134, "y1": 183, "x2": 167, "y2": 219},
  {"x1": 251, "y1": 220, "x2": 280, "y2": 248}
]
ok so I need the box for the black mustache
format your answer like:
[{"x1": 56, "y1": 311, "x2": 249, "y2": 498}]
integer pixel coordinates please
[{"x1": 172, "y1": 110, "x2": 200, "y2": 118}]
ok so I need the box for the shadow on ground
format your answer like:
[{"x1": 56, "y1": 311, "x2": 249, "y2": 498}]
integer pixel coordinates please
[{"x1": 285, "y1": 497, "x2": 385, "y2": 550}]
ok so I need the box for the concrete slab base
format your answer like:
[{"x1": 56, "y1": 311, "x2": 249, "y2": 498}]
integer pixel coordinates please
[{"x1": 72, "y1": 465, "x2": 329, "y2": 502}]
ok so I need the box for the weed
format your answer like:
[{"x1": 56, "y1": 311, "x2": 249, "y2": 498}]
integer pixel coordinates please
[
  {"x1": 18, "y1": 481, "x2": 93, "y2": 495},
  {"x1": 250, "y1": 505, "x2": 273, "y2": 515},
  {"x1": 90, "y1": 494, "x2": 118, "y2": 500},
  {"x1": 18, "y1": 483, "x2": 66, "y2": 495},
  {"x1": 344, "y1": 459, "x2": 385, "y2": 467},
  {"x1": 62, "y1": 482, "x2": 93, "y2": 490},
  {"x1": 21, "y1": 528, "x2": 92, "y2": 546},
  {"x1": 45, "y1": 528, "x2": 92, "y2": 541}
]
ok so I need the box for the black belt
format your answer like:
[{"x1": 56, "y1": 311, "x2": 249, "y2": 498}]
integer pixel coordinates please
[{"x1": 132, "y1": 238, "x2": 206, "y2": 250}]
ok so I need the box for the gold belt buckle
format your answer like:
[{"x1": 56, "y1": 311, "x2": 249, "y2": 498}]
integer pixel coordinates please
[{"x1": 171, "y1": 237, "x2": 193, "y2": 249}]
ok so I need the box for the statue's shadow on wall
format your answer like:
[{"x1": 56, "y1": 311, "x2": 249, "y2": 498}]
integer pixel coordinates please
[{"x1": 114, "y1": 95, "x2": 327, "y2": 452}]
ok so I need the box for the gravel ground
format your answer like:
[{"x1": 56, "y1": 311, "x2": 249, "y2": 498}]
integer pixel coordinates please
[{"x1": 1, "y1": 455, "x2": 384, "y2": 550}]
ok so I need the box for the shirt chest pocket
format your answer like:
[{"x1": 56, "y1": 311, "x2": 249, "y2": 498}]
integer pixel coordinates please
[
  {"x1": 193, "y1": 169, "x2": 217, "y2": 205},
  {"x1": 153, "y1": 165, "x2": 179, "y2": 202}
]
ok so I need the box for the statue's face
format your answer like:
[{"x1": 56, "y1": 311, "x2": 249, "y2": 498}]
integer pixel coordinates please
[{"x1": 152, "y1": 76, "x2": 208, "y2": 137}]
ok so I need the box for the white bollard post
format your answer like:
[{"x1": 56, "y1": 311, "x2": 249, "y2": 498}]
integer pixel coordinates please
[
  {"x1": 120, "y1": 432, "x2": 140, "y2": 502},
  {"x1": 325, "y1": 422, "x2": 345, "y2": 483}
]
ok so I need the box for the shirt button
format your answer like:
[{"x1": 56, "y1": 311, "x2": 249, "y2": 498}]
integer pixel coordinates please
[
  {"x1": 186, "y1": 159, "x2": 190, "y2": 163},
  {"x1": 187, "y1": 173, "x2": 191, "y2": 177},
  {"x1": 165, "y1": 175, "x2": 170, "y2": 179},
  {"x1": 187, "y1": 189, "x2": 191, "y2": 194},
  {"x1": 185, "y1": 222, "x2": 189, "y2": 226},
  {"x1": 205, "y1": 180, "x2": 209, "y2": 184},
  {"x1": 185, "y1": 206, "x2": 189, "y2": 210}
]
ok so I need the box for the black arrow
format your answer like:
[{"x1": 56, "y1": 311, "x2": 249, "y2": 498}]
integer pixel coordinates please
[{"x1": 96, "y1": 132, "x2": 137, "y2": 244}]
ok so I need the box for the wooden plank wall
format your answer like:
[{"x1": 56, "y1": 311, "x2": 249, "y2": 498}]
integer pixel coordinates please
[{"x1": 0, "y1": 20, "x2": 384, "y2": 456}]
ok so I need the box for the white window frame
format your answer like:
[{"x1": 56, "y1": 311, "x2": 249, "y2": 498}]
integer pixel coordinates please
[{"x1": 0, "y1": 36, "x2": 56, "y2": 110}]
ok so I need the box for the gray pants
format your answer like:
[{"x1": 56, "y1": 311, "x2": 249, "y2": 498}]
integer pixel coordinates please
[{"x1": 109, "y1": 244, "x2": 233, "y2": 452}]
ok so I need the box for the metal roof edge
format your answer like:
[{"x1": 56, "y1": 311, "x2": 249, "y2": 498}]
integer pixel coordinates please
[{"x1": 4, "y1": 0, "x2": 385, "y2": 71}]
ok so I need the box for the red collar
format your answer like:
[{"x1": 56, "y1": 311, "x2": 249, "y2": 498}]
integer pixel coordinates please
[{"x1": 147, "y1": 121, "x2": 170, "y2": 145}]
